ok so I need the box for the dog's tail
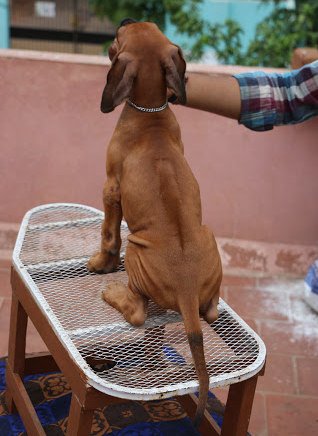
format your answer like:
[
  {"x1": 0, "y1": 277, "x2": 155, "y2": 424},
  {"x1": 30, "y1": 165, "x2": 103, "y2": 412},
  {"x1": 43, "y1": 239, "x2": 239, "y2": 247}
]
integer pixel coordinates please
[{"x1": 179, "y1": 296, "x2": 209, "y2": 429}]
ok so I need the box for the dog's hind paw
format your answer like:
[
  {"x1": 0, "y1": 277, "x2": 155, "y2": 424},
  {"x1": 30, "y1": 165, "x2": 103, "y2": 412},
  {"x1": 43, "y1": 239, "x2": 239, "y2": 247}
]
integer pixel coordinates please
[{"x1": 87, "y1": 252, "x2": 119, "y2": 274}]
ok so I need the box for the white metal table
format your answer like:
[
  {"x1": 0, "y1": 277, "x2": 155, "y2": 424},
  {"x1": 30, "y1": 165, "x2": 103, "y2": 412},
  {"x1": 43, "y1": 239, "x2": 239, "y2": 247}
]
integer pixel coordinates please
[{"x1": 6, "y1": 203, "x2": 266, "y2": 435}]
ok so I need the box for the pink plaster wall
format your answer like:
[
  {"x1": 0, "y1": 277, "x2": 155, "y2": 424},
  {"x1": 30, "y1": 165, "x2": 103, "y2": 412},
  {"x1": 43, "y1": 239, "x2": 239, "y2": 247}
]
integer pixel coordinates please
[{"x1": 1, "y1": 50, "x2": 318, "y2": 246}]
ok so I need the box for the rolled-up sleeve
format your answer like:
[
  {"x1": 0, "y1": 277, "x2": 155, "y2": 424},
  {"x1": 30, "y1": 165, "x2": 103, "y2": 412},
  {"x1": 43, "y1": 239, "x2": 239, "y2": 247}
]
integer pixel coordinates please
[{"x1": 233, "y1": 61, "x2": 318, "y2": 131}]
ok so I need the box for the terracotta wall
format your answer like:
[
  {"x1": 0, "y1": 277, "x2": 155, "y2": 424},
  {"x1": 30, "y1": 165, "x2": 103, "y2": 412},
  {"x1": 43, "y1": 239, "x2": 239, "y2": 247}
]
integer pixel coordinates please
[{"x1": 1, "y1": 50, "x2": 318, "y2": 246}]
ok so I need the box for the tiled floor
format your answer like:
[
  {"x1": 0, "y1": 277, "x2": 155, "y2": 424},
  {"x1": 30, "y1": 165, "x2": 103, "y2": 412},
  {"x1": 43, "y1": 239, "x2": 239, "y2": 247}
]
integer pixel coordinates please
[
  {"x1": 0, "y1": 266, "x2": 317, "y2": 435},
  {"x1": 220, "y1": 274, "x2": 318, "y2": 436}
]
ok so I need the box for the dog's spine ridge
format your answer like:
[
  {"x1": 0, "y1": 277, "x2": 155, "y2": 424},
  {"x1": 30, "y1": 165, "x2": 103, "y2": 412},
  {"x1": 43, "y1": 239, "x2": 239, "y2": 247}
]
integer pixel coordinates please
[{"x1": 179, "y1": 298, "x2": 209, "y2": 428}]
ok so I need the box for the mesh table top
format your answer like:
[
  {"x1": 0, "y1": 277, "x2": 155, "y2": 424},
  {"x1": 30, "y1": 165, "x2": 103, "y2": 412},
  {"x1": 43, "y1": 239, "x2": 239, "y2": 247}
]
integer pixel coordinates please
[{"x1": 13, "y1": 203, "x2": 266, "y2": 400}]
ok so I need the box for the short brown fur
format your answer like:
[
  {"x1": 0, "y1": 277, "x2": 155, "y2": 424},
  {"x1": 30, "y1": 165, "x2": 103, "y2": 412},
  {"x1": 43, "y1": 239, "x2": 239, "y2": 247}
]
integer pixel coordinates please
[{"x1": 88, "y1": 21, "x2": 222, "y2": 427}]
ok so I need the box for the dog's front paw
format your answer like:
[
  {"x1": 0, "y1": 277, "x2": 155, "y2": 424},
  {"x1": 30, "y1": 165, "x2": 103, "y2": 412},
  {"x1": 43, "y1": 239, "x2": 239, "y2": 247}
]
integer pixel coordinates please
[{"x1": 87, "y1": 252, "x2": 119, "y2": 274}]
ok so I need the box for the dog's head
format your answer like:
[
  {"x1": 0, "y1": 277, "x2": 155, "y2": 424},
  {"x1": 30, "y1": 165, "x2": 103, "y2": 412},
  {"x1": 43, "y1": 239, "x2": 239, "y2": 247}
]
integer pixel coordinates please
[{"x1": 100, "y1": 19, "x2": 186, "y2": 113}]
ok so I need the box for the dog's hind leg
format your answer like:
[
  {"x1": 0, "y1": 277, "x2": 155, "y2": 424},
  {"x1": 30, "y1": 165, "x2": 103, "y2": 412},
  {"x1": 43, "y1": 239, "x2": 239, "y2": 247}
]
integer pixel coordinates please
[
  {"x1": 103, "y1": 282, "x2": 148, "y2": 327},
  {"x1": 88, "y1": 178, "x2": 122, "y2": 273}
]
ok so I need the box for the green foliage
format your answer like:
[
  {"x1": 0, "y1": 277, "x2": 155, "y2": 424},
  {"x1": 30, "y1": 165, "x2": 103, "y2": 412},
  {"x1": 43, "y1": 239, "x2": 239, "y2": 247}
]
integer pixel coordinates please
[
  {"x1": 89, "y1": 0, "x2": 166, "y2": 29},
  {"x1": 90, "y1": 0, "x2": 318, "y2": 68},
  {"x1": 190, "y1": 19, "x2": 245, "y2": 64},
  {"x1": 164, "y1": 0, "x2": 205, "y2": 36},
  {"x1": 89, "y1": 0, "x2": 204, "y2": 33},
  {"x1": 244, "y1": 3, "x2": 318, "y2": 67}
]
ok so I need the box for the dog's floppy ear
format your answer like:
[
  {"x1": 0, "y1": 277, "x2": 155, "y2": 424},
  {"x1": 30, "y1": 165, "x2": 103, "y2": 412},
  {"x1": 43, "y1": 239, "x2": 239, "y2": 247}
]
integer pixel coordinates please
[
  {"x1": 101, "y1": 54, "x2": 137, "y2": 113},
  {"x1": 163, "y1": 46, "x2": 187, "y2": 105}
]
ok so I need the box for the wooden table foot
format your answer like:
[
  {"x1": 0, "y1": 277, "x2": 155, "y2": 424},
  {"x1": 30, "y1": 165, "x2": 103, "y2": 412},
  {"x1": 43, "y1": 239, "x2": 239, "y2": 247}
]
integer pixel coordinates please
[
  {"x1": 178, "y1": 393, "x2": 221, "y2": 436},
  {"x1": 67, "y1": 393, "x2": 95, "y2": 436},
  {"x1": 221, "y1": 376, "x2": 258, "y2": 436}
]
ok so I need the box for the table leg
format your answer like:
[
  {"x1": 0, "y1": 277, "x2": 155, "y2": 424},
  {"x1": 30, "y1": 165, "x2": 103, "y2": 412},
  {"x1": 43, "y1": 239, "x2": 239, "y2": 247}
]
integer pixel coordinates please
[
  {"x1": 67, "y1": 393, "x2": 95, "y2": 436},
  {"x1": 6, "y1": 290, "x2": 28, "y2": 413},
  {"x1": 178, "y1": 393, "x2": 221, "y2": 436},
  {"x1": 221, "y1": 375, "x2": 258, "y2": 436}
]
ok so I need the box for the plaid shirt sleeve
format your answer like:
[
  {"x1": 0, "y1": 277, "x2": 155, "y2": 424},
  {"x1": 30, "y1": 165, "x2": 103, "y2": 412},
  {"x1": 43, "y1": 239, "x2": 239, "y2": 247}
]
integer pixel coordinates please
[{"x1": 233, "y1": 60, "x2": 318, "y2": 131}]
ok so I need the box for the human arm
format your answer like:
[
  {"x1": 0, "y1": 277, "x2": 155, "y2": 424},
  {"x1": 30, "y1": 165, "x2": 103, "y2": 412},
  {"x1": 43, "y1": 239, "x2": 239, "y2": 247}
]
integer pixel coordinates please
[
  {"x1": 183, "y1": 72, "x2": 241, "y2": 120},
  {"x1": 182, "y1": 61, "x2": 318, "y2": 131}
]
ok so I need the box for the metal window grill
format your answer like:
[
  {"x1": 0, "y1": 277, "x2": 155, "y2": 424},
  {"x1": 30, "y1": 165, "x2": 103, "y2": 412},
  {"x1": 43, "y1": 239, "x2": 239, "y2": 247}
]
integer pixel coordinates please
[
  {"x1": 13, "y1": 203, "x2": 266, "y2": 400},
  {"x1": 10, "y1": 0, "x2": 115, "y2": 54}
]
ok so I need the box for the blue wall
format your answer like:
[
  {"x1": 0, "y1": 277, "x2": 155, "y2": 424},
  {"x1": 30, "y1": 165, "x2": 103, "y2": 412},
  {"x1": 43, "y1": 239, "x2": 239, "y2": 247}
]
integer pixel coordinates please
[
  {"x1": 165, "y1": 0, "x2": 275, "y2": 59},
  {"x1": 0, "y1": 0, "x2": 9, "y2": 48}
]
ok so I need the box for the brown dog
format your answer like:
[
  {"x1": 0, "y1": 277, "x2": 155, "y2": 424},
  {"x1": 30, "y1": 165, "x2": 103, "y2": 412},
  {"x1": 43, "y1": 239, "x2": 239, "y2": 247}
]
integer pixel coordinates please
[{"x1": 88, "y1": 19, "x2": 222, "y2": 427}]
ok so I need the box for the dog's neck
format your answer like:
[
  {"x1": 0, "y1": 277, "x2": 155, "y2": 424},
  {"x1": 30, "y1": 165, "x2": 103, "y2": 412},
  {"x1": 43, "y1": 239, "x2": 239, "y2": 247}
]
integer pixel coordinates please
[{"x1": 129, "y1": 68, "x2": 167, "y2": 110}]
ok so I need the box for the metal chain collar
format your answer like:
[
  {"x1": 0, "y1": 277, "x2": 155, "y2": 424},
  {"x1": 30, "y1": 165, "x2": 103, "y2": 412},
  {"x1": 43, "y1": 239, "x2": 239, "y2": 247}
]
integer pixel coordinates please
[{"x1": 127, "y1": 99, "x2": 168, "y2": 113}]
